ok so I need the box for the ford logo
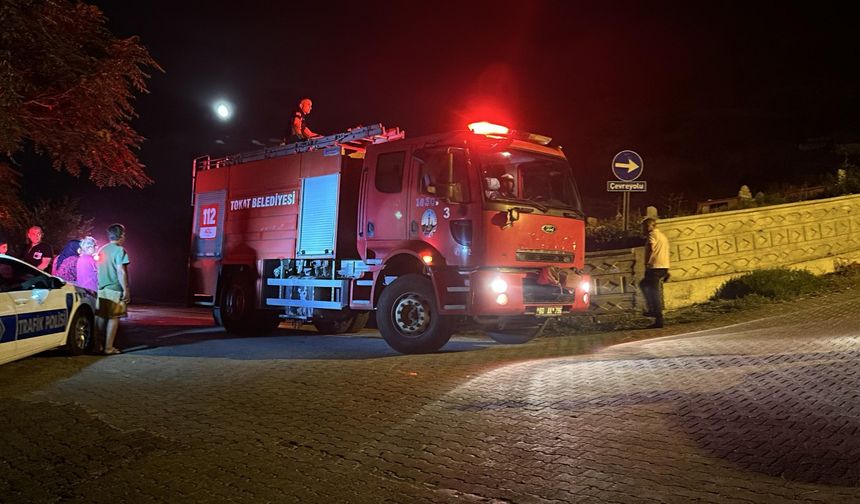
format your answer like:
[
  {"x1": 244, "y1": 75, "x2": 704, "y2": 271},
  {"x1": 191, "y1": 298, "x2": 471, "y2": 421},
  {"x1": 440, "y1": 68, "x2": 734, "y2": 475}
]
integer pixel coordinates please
[{"x1": 541, "y1": 224, "x2": 556, "y2": 234}]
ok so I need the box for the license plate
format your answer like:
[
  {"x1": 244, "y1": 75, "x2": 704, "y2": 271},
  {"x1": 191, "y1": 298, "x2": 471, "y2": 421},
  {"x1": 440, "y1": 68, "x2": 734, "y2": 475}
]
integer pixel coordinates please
[{"x1": 535, "y1": 306, "x2": 563, "y2": 316}]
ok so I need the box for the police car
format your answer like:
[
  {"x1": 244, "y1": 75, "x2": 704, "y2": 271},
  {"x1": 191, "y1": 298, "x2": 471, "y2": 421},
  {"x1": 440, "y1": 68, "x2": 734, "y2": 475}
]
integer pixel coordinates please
[{"x1": 0, "y1": 254, "x2": 98, "y2": 365}]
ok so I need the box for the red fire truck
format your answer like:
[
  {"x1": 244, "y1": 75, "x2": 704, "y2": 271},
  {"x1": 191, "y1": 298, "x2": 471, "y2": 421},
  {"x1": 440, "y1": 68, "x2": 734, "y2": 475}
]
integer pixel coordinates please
[{"x1": 189, "y1": 122, "x2": 591, "y2": 353}]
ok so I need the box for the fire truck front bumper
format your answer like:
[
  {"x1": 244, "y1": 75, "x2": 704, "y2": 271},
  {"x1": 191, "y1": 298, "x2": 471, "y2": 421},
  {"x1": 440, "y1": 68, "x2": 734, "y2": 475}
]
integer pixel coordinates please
[{"x1": 467, "y1": 269, "x2": 591, "y2": 317}]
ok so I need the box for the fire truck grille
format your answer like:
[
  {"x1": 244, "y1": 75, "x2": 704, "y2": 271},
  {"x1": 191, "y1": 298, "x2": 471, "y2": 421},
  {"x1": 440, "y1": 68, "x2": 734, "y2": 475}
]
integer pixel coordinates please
[
  {"x1": 516, "y1": 250, "x2": 574, "y2": 263},
  {"x1": 522, "y1": 277, "x2": 576, "y2": 304}
]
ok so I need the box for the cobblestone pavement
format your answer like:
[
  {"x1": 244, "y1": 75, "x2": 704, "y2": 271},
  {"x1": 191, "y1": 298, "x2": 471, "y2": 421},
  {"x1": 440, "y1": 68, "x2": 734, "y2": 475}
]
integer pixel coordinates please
[{"x1": 2, "y1": 289, "x2": 860, "y2": 503}]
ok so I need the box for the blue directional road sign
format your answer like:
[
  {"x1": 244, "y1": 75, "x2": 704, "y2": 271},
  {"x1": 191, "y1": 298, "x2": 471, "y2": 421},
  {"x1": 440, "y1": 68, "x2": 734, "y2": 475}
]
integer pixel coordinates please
[{"x1": 612, "y1": 150, "x2": 644, "y2": 181}]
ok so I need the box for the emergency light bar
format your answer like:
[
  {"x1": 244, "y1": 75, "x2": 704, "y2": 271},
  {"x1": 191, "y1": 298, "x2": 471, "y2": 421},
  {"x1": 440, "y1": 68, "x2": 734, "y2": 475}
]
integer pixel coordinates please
[
  {"x1": 468, "y1": 121, "x2": 510, "y2": 136},
  {"x1": 467, "y1": 121, "x2": 553, "y2": 146}
]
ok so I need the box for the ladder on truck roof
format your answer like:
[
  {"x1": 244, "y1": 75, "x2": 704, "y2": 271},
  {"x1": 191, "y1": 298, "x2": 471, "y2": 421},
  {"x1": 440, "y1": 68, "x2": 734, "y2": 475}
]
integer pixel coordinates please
[{"x1": 194, "y1": 124, "x2": 405, "y2": 172}]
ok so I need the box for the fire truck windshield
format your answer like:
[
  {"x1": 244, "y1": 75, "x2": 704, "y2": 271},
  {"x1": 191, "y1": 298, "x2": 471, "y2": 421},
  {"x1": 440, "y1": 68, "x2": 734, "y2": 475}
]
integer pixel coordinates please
[{"x1": 478, "y1": 149, "x2": 583, "y2": 213}]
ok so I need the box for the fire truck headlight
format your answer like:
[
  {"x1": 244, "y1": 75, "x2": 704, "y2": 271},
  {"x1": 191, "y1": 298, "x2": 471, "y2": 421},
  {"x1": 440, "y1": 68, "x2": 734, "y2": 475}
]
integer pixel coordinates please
[
  {"x1": 579, "y1": 280, "x2": 591, "y2": 294},
  {"x1": 490, "y1": 278, "x2": 508, "y2": 294},
  {"x1": 496, "y1": 293, "x2": 509, "y2": 305}
]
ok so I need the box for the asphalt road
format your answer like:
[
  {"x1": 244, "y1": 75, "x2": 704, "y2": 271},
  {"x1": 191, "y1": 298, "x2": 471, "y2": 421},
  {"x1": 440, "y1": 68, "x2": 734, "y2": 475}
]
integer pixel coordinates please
[{"x1": 1, "y1": 289, "x2": 859, "y2": 503}]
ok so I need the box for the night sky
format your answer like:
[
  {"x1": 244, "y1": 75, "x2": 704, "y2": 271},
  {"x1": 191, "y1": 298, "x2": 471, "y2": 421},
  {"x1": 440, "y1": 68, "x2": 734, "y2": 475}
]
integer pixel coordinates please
[{"x1": 19, "y1": 1, "x2": 860, "y2": 302}]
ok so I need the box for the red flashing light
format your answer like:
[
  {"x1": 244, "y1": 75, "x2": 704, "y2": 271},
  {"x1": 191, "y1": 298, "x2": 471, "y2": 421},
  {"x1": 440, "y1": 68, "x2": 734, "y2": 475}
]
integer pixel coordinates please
[{"x1": 468, "y1": 121, "x2": 510, "y2": 136}]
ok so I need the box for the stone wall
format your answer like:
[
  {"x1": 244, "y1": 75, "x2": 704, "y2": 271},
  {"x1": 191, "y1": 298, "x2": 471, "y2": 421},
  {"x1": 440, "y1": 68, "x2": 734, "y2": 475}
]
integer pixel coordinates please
[{"x1": 585, "y1": 193, "x2": 860, "y2": 311}]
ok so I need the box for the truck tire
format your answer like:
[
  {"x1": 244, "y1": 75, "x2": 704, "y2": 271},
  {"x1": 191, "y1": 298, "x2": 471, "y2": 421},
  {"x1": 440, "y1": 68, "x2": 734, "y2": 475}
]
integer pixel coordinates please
[
  {"x1": 219, "y1": 273, "x2": 280, "y2": 334},
  {"x1": 312, "y1": 309, "x2": 370, "y2": 334},
  {"x1": 220, "y1": 273, "x2": 254, "y2": 333},
  {"x1": 486, "y1": 318, "x2": 547, "y2": 344},
  {"x1": 66, "y1": 309, "x2": 93, "y2": 355},
  {"x1": 377, "y1": 274, "x2": 452, "y2": 354}
]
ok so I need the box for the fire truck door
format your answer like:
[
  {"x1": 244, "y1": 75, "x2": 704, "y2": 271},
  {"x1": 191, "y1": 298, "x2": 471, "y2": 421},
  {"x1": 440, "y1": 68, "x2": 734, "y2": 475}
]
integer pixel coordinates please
[
  {"x1": 360, "y1": 147, "x2": 410, "y2": 247},
  {"x1": 408, "y1": 148, "x2": 470, "y2": 265}
]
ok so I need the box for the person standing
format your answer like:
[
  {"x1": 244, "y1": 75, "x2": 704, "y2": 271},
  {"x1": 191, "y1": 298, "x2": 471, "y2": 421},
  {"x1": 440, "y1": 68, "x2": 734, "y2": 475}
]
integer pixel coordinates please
[
  {"x1": 76, "y1": 236, "x2": 99, "y2": 291},
  {"x1": 24, "y1": 226, "x2": 53, "y2": 271},
  {"x1": 497, "y1": 173, "x2": 516, "y2": 198},
  {"x1": 52, "y1": 239, "x2": 82, "y2": 282},
  {"x1": 639, "y1": 218, "x2": 671, "y2": 328},
  {"x1": 287, "y1": 98, "x2": 320, "y2": 143},
  {"x1": 96, "y1": 224, "x2": 130, "y2": 355}
]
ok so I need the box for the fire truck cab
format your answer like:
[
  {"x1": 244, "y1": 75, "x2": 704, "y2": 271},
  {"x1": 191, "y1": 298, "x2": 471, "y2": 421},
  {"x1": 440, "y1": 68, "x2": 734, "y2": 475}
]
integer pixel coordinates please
[{"x1": 190, "y1": 122, "x2": 590, "y2": 354}]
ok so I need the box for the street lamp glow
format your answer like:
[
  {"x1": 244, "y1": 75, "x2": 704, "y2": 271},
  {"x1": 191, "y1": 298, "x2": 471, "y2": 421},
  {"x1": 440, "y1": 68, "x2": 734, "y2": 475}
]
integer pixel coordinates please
[{"x1": 213, "y1": 101, "x2": 232, "y2": 121}]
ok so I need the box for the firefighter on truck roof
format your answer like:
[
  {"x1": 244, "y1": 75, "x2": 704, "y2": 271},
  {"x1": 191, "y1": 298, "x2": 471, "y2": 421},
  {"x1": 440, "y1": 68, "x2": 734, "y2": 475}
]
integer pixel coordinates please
[{"x1": 287, "y1": 98, "x2": 320, "y2": 143}]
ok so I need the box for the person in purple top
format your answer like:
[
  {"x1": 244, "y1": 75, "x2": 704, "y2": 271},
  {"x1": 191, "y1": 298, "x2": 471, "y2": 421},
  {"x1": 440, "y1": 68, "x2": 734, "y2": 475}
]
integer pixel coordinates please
[
  {"x1": 75, "y1": 236, "x2": 99, "y2": 291},
  {"x1": 52, "y1": 239, "x2": 82, "y2": 282}
]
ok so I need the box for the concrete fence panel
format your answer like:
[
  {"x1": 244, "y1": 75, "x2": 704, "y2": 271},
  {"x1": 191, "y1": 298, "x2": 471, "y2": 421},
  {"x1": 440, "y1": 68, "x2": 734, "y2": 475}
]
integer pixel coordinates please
[{"x1": 582, "y1": 248, "x2": 644, "y2": 313}]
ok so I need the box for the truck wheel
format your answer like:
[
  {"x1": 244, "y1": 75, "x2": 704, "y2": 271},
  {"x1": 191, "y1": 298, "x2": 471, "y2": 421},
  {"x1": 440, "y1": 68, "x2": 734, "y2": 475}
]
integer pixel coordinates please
[
  {"x1": 377, "y1": 274, "x2": 451, "y2": 354},
  {"x1": 221, "y1": 274, "x2": 253, "y2": 333},
  {"x1": 312, "y1": 309, "x2": 369, "y2": 334},
  {"x1": 486, "y1": 318, "x2": 547, "y2": 344},
  {"x1": 220, "y1": 273, "x2": 280, "y2": 334},
  {"x1": 66, "y1": 309, "x2": 93, "y2": 355}
]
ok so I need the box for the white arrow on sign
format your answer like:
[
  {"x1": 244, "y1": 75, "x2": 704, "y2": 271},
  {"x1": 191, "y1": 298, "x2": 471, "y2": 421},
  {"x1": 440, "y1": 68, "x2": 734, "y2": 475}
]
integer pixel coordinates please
[{"x1": 614, "y1": 159, "x2": 640, "y2": 173}]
